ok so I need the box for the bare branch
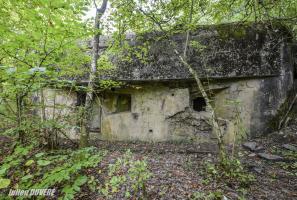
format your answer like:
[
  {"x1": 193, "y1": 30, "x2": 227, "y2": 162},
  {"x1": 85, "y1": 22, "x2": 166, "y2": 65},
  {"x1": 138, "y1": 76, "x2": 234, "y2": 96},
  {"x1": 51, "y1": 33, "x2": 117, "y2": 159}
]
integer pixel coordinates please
[
  {"x1": 93, "y1": 0, "x2": 98, "y2": 10},
  {"x1": 1, "y1": 48, "x2": 33, "y2": 68}
]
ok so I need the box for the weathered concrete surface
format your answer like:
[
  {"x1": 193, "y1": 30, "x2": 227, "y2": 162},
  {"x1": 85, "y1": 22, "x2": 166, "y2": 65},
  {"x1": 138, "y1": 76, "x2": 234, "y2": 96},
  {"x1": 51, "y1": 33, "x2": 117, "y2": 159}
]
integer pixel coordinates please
[
  {"x1": 39, "y1": 23, "x2": 295, "y2": 142},
  {"x1": 96, "y1": 62, "x2": 293, "y2": 142},
  {"x1": 89, "y1": 97, "x2": 101, "y2": 133},
  {"x1": 214, "y1": 79, "x2": 261, "y2": 139},
  {"x1": 98, "y1": 23, "x2": 291, "y2": 81},
  {"x1": 250, "y1": 43, "x2": 294, "y2": 137},
  {"x1": 97, "y1": 84, "x2": 232, "y2": 141},
  {"x1": 37, "y1": 88, "x2": 79, "y2": 139},
  {"x1": 38, "y1": 89, "x2": 103, "y2": 139},
  {"x1": 100, "y1": 86, "x2": 195, "y2": 141},
  {"x1": 96, "y1": 78, "x2": 277, "y2": 142},
  {"x1": 41, "y1": 66, "x2": 294, "y2": 142}
]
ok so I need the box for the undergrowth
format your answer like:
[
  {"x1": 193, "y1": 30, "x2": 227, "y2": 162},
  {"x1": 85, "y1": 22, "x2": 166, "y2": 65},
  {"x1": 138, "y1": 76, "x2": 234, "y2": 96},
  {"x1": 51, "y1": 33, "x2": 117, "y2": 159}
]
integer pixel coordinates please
[
  {"x1": 0, "y1": 144, "x2": 106, "y2": 199},
  {"x1": 203, "y1": 157, "x2": 255, "y2": 188},
  {"x1": 100, "y1": 150, "x2": 152, "y2": 199},
  {"x1": 0, "y1": 144, "x2": 151, "y2": 199}
]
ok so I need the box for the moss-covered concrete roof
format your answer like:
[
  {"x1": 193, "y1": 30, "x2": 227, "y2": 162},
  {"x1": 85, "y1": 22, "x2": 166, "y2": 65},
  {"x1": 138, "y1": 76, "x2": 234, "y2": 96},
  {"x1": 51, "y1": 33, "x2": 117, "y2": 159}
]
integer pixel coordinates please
[{"x1": 98, "y1": 22, "x2": 292, "y2": 81}]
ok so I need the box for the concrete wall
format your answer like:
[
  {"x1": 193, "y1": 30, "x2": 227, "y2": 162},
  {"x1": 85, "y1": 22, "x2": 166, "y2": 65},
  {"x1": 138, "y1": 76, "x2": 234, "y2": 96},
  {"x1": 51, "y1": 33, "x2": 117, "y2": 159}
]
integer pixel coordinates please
[
  {"x1": 214, "y1": 79, "x2": 261, "y2": 140},
  {"x1": 250, "y1": 44, "x2": 294, "y2": 136},
  {"x1": 97, "y1": 73, "x2": 293, "y2": 142},
  {"x1": 36, "y1": 88, "x2": 79, "y2": 139},
  {"x1": 40, "y1": 71, "x2": 293, "y2": 143},
  {"x1": 100, "y1": 86, "x2": 193, "y2": 141},
  {"x1": 40, "y1": 73, "x2": 293, "y2": 142},
  {"x1": 39, "y1": 44, "x2": 294, "y2": 142},
  {"x1": 97, "y1": 81, "x2": 257, "y2": 142}
]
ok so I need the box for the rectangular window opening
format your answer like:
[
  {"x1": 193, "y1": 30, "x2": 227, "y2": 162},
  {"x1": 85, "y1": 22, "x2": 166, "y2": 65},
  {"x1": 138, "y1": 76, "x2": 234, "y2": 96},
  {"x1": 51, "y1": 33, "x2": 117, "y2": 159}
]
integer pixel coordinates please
[
  {"x1": 76, "y1": 91, "x2": 86, "y2": 106},
  {"x1": 192, "y1": 97, "x2": 206, "y2": 112},
  {"x1": 116, "y1": 94, "x2": 131, "y2": 112}
]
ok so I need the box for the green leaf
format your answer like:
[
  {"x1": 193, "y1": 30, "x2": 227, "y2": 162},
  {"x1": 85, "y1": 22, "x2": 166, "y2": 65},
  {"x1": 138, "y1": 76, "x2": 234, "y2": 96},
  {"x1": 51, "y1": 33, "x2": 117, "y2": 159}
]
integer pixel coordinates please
[
  {"x1": 0, "y1": 167, "x2": 8, "y2": 176},
  {"x1": 21, "y1": 174, "x2": 33, "y2": 181},
  {"x1": 62, "y1": 175, "x2": 88, "y2": 200},
  {"x1": 125, "y1": 191, "x2": 131, "y2": 198},
  {"x1": 74, "y1": 175, "x2": 88, "y2": 186},
  {"x1": 0, "y1": 178, "x2": 11, "y2": 189},
  {"x1": 25, "y1": 160, "x2": 35, "y2": 166},
  {"x1": 35, "y1": 153, "x2": 45, "y2": 158},
  {"x1": 37, "y1": 160, "x2": 51, "y2": 166}
]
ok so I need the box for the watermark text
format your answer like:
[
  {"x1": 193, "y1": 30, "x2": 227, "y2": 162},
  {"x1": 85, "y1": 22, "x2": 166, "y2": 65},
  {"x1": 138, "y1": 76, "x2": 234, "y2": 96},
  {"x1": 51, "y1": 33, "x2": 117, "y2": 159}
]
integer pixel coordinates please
[{"x1": 8, "y1": 189, "x2": 56, "y2": 197}]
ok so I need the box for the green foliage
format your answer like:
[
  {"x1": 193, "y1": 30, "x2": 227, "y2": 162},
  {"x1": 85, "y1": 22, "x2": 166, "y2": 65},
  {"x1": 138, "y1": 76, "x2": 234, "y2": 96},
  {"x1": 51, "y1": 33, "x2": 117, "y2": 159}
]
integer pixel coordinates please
[
  {"x1": 190, "y1": 41, "x2": 206, "y2": 53},
  {"x1": 99, "y1": 80, "x2": 122, "y2": 90},
  {"x1": 24, "y1": 159, "x2": 35, "y2": 166},
  {"x1": 0, "y1": 178, "x2": 11, "y2": 189},
  {"x1": 128, "y1": 159, "x2": 151, "y2": 195},
  {"x1": 0, "y1": 144, "x2": 34, "y2": 177},
  {"x1": 0, "y1": 0, "x2": 296, "y2": 198},
  {"x1": 271, "y1": 146, "x2": 297, "y2": 176},
  {"x1": 101, "y1": 150, "x2": 152, "y2": 199},
  {"x1": 204, "y1": 158, "x2": 255, "y2": 188},
  {"x1": 0, "y1": 145, "x2": 106, "y2": 200},
  {"x1": 280, "y1": 161, "x2": 297, "y2": 177},
  {"x1": 0, "y1": 0, "x2": 93, "y2": 144},
  {"x1": 32, "y1": 147, "x2": 106, "y2": 189},
  {"x1": 97, "y1": 54, "x2": 115, "y2": 70},
  {"x1": 62, "y1": 175, "x2": 88, "y2": 200},
  {"x1": 109, "y1": 0, "x2": 297, "y2": 36},
  {"x1": 1, "y1": 145, "x2": 151, "y2": 199},
  {"x1": 37, "y1": 160, "x2": 51, "y2": 166}
]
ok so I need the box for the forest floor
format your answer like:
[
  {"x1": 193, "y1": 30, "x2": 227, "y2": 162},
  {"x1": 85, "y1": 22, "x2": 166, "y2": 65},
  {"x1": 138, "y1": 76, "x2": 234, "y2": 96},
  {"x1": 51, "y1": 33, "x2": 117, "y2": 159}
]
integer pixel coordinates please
[
  {"x1": 0, "y1": 126, "x2": 297, "y2": 199},
  {"x1": 89, "y1": 127, "x2": 297, "y2": 200}
]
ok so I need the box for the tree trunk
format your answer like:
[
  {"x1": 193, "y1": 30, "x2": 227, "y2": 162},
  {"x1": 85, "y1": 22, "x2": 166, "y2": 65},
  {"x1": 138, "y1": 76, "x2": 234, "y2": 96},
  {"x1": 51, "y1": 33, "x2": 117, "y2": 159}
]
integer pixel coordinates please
[
  {"x1": 40, "y1": 89, "x2": 48, "y2": 146},
  {"x1": 80, "y1": 0, "x2": 108, "y2": 148},
  {"x1": 16, "y1": 94, "x2": 24, "y2": 143},
  {"x1": 135, "y1": 5, "x2": 226, "y2": 159},
  {"x1": 174, "y1": 49, "x2": 226, "y2": 161},
  {"x1": 180, "y1": 0, "x2": 226, "y2": 161}
]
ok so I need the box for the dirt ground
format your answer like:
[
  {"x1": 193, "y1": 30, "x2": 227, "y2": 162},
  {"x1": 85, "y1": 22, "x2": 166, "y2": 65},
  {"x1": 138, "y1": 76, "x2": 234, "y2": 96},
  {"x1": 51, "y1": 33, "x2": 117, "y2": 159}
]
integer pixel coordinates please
[
  {"x1": 88, "y1": 134, "x2": 297, "y2": 200},
  {"x1": 0, "y1": 127, "x2": 296, "y2": 200}
]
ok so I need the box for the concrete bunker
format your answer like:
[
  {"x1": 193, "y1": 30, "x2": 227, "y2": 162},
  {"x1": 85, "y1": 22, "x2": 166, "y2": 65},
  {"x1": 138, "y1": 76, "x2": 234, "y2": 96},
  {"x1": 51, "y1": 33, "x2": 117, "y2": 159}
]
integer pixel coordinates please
[{"x1": 40, "y1": 22, "x2": 297, "y2": 143}]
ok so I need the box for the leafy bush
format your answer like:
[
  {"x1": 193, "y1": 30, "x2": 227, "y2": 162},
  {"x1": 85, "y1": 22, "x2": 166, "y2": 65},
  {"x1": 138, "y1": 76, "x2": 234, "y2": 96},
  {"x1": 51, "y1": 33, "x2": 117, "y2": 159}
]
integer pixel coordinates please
[
  {"x1": 0, "y1": 144, "x2": 34, "y2": 179},
  {"x1": 204, "y1": 158, "x2": 254, "y2": 188}
]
